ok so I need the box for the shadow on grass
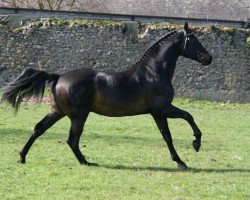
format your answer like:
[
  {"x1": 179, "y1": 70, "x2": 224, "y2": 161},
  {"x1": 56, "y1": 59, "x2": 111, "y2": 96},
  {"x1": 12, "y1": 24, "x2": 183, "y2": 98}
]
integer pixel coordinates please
[
  {"x1": 99, "y1": 164, "x2": 250, "y2": 173},
  {"x1": 1, "y1": 128, "x2": 191, "y2": 145},
  {"x1": 0, "y1": 128, "x2": 27, "y2": 135}
]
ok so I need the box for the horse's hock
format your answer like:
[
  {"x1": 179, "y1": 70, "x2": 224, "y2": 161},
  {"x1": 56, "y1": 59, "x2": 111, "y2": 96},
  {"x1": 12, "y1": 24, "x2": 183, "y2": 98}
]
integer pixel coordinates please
[{"x1": 0, "y1": 17, "x2": 249, "y2": 103}]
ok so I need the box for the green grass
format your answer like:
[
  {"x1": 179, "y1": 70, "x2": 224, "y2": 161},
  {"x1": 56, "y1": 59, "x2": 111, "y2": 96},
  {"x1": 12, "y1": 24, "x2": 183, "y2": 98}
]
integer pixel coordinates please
[{"x1": 0, "y1": 98, "x2": 249, "y2": 199}]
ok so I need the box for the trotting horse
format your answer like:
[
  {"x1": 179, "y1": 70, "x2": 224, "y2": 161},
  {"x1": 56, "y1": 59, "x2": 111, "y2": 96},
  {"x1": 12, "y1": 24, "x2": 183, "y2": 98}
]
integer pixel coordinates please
[{"x1": 1, "y1": 22, "x2": 212, "y2": 169}]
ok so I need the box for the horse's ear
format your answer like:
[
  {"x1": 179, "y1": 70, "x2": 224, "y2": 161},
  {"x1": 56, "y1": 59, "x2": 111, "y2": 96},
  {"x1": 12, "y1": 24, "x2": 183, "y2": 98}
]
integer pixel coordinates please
[{"x1": 184, "y1": 22, "x2": 189, "y2": 32}]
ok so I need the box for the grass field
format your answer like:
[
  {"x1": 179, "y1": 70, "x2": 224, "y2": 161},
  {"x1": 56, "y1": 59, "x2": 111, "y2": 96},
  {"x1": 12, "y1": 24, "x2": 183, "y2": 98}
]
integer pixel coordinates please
[{"x1": 0, "y1": 98, "x2": 249, "y2": 199}]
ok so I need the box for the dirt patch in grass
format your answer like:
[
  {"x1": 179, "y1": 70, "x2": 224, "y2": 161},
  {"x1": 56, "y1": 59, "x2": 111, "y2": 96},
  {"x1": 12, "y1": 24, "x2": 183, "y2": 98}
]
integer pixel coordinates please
[{"x1": 22, "y1": 96, "x2": 51, "y2": 105}]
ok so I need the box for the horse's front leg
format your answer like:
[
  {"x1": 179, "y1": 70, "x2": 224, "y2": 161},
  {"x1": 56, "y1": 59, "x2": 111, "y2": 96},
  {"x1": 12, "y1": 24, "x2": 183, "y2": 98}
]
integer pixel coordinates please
[
  {"x1": 162, "y1": 103, "x2": 202, "y2": 152},
  {"x1": 152, "y1": 115, "x2": 188, "y2": 169}
]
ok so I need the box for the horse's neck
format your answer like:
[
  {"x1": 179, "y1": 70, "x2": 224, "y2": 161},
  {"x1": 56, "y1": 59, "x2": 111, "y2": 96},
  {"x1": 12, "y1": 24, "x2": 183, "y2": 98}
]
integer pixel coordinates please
[
  {"x1": 122, "y1": 38, "x2": 180, "y2": 83},
  {"x1": 146, "y1": 44, "x2": 180, "y2": 83},
  {"x1": 163, "y1": 49, "x2": 179, "y2": 81}
]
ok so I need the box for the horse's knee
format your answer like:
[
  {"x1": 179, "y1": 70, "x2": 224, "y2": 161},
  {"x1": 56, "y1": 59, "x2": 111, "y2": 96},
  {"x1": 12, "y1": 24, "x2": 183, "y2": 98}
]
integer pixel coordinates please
[{"x1": 183, "y1": 112, "x2": 194, "y2": 122}]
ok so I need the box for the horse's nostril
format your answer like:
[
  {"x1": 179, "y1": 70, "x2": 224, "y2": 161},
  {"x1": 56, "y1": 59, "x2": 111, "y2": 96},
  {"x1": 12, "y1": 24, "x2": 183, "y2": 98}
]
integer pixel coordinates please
[
  {"x1": 199, "y1": 53, "x2": 212, "y2": 65},
  {"x1": 198, "y1": 53, "x2": 204, "y2": 60}
]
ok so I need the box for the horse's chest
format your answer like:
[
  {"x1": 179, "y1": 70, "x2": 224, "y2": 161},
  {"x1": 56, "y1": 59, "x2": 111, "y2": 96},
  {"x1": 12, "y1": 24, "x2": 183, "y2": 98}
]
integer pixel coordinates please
[{"x1": 150, "y1": 83, "x2": 174, "y2": 101}]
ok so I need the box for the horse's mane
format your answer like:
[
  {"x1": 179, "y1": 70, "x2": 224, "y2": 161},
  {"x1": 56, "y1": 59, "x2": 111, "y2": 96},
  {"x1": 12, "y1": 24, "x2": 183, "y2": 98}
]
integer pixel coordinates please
[{"x1": 133, "y1": 31, "x2": 178, "y2": 66}]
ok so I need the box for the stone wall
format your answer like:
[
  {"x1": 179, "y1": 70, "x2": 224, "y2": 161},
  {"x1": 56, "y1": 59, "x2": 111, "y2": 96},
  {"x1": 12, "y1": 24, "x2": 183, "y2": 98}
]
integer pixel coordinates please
[{"x1": 0, "y1": 17, "x2": 249, "y2": 103}]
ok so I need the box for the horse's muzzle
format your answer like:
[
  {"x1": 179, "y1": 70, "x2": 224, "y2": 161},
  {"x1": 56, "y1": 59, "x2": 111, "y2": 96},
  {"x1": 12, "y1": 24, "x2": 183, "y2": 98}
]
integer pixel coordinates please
[{"x1": 199, "y1": 52, "x2": 212, "y2": 66}]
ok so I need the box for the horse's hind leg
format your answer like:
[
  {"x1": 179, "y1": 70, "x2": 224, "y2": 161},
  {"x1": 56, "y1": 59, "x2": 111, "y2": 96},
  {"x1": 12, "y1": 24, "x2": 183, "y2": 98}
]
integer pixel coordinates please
[
  {"x1": 67, "y1": 113, "x2": 97, "y2": 166},
  {"x1": 19, "y1": 112, "x2": 64, "y2": 163}
]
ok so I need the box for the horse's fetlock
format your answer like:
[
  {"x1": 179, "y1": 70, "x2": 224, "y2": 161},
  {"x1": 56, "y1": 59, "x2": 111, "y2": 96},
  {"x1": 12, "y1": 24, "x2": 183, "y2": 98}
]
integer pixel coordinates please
[
  {"x1": 19, "y1": 151, "x2": 26, "y2": 163},
  {"x1": 19, "y1": 151, "x2": 24, "y2": 157},
  {"x1": 171, "y1": 154, "x2": 180, "y2": 162},
  {"x1": 67, "y1": 139, "x2": 76, "y2": 148}
]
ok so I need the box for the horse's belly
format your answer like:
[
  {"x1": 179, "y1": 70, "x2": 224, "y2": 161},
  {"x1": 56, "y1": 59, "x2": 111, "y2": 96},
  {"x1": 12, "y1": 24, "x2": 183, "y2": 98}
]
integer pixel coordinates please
[{"x1": 91, "y1": 95, "x2": 148, "y2": 117}]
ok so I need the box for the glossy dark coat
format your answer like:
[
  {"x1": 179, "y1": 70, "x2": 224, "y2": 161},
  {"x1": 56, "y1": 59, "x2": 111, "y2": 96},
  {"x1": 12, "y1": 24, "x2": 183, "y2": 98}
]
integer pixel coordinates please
[{"x1": 1, "y1": 23, "x2": 212, "y2": 169}]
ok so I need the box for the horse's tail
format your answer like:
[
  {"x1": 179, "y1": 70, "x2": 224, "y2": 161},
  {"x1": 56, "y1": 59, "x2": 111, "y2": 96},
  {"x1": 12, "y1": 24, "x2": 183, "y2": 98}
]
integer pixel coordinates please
[{"x1": 1, "y1": 68, "x2": 60, "y2": 112}]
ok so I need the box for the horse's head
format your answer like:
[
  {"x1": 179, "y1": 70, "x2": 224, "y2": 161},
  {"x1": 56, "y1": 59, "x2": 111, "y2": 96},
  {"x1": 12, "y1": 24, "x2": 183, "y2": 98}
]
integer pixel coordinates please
[{"x1": 178, "y1": 22, "x2": 212, "y2": 66}]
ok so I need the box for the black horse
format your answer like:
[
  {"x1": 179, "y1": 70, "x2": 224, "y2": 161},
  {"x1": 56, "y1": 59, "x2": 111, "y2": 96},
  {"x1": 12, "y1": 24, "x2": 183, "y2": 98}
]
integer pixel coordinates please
[{"x1": 1, "y1": 22, "x2": 212, "y2": 169}]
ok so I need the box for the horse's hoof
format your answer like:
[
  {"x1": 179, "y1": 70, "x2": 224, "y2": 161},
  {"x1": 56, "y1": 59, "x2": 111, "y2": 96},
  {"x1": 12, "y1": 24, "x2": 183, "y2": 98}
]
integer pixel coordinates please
[
  {"x1": 18, "y1": 159, "x2": 26, "y2": 164},
  {"x1": 192, "y1": 140, "x2": 201, "y2": 152},
  {"x1": 177, "y1": 162, "x2": 189, "y2": 170}
]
